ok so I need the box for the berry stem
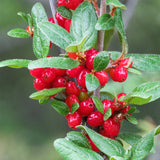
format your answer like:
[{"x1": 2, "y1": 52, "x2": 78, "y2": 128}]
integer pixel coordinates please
[
  {"x1": 49, "y1": 0, "x2": 58, "y2": 24},
  {"x1": 94, "y1": 0, "x2": 106, "y2": 98}
]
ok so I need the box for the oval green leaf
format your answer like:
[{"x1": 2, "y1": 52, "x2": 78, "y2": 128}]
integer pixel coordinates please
[
  {"x1": 126, "y1": 116, "x2": 138, "y2": 125},
  {"x1": 51, "y1": 100, "x2": 69, "y2": 115},
  {"x1": 28, "y1": 57, "x2": 79, "y2": 69},
  {"x1": 29, "y1": 87, "x2": 65, "y2": 100},
  {"x1": 54, "y1": 138, "x2": 104, "y2": 160},
  {"x1": 106, "y1": 0, "x2": 126, "y2": 10},
  {"x1": 93, "y1": 51, "x2": 110, "y2": 71},
  {"x1": 104, "y1": 108, "x2": 112, "y2": 121},
  {"x1": 71, "y1": 102, "x2": 79, "y2": 114},
  {"x1": 85, "y1": 73, "x2": 100, "y2": 92},
  {"x1": 0, "y1": 59, "x2": 31, "y2": 68},
  {"x1": 57, "y1": 6, "x2": 72, "y2": 19},
  {"x1": 92, "y1": 96, "x2": 104, "y2": 114},
  {"x1": 70, "y1": 1, "x2": 97, "y2": 51},
  {"x1": 8, "y1": 28, "x2": 30, "y2": 38}
]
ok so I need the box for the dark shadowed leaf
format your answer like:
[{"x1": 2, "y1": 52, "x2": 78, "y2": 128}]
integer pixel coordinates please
[
  {"x1": 104, "y1": 108, "x2": 112, "y2": 121},
  {"x1": 71, "y1": 102, "x2": 79, "y2": 114},
  {"x1": 57, "y1": 6, "x2": 72, "y2": 19}
]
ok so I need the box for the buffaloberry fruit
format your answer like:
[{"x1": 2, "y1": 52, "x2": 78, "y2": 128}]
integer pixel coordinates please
[
  {"x1": 87, "y1": 111, "x2": 104, "y2": 127},
  {"x1": 78, "y1": 98, "x2": 95, "y2": 116},
  {"x1": 102, "y1": 99, "x2": 113, "y2": 113},
  {"x1": 94, "y1": 71, "x2": 109, "y2": 86},
  {"x1": 55, "y1": 12, "x2": 67, "y2": 28},
  {"x1": 34, "y1": 78, "x2": 48, "y2": 91},
  {"x1": 68, "y1": 52, "x2": 78, "y2": 60},
  {"x1": 66, "y1": 65, "x2": 84, "y2": 78},
  {"x1": 68, "y1": 111, "x2": 81, "y2": 128},
  {"x1": 84, "y1": 48, "x2": 98, "y2": 58},
  {"x1": 65, "y1": 95, "x2": 79, "y2": 111},
  {"x1": 119, "y1": 58, "x2": 133, "y2": 68},
  {"x1": 103, "y1": 118, "x2": 121, "y2": 137},
  {"x1": 54, "y1": 68, "x2": 66, "y2": 76},
  {"x1": 41, "y1": 68, "x2": 56, "y2": 83},
  {"x1": 48, "y1": 17, "x2": 55, "y2": 23},
  {"x1": 30, "y1": 68, "x2": 44, "y2": 78},
  {"x1": 64, "y1": 19, "x2": 71, "y2": 32},
  {"x1": 66, "y1": 82, "x2": 80, "y2": 96},
  {"x1": 52, "y1": 77, "x2": 67, "y2": 88},
  {"x1": 86, "y1": 52, "x2": 98, "y2": 70}
]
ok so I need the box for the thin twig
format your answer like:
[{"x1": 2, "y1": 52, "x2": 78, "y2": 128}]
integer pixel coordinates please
[{"x1": 49, "y1": 0, "x2": 58, "y2": 24}]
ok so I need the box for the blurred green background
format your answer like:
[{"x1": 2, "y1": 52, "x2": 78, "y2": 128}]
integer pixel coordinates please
[{"x1": 0, "y1": 0, "x2": 160, "y2": 159}]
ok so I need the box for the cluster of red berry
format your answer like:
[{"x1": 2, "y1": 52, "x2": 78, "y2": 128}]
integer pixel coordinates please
[{"x1": 28, "y1": 0, "x2": 133, "y2": 153}]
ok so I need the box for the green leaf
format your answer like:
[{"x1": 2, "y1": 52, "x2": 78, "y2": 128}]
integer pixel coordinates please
[
  {"x1": 127, "y1": 68, "x2": 141, "y2": 75},
  {"x1": 125, "y1": 54, "x2": 160, "y2": 71},
  {"x1": 85, "y1": 74, "x2": 100, "y2": 92},
  {"x1": 38, "y1": 22, "x2": 73, "y2": 50},
  {"x1": 66, "y1": 131, "x2": 91, "y2": 149},
  {"x1": 70, "y1": 1, "x2": 97, "y2": 51},
  {"x1": 115, "y1": 9, "x2": 128, "y2": 54},
  {"x1": 126, "y1": 116, "x2": 138, "y2": 125},
  {"x1": 95, "y1": 14, "x2": 115, "y2": 31},
  {"x1": 118, "y1": 133, "x2": 142, "y2": 146},
  {"x1": 29, "y1": 87, "x2": 65, "y2": 100},
  {"x1": 66, "y1": 36, "x2": 87, "y2": 53},
  {"x1": 57, "y1": 6, "x2": 72, "y2": 19},
  {"x1": 27, "y1": 14, "x2": 33, "y2": 33},
  {"x1": 110, "y1": 156, "x2": 125, "y2": 160},
  {"x1": 77, "y1": 126, "x2": 125, "y2": 157},
  {"x1": 7, "y1": 28, "x2": 30, "y2": 38},
  {"x1": 31, "y1": 2, "x2": 50, "y2": 58},
  {"x1": 28, "y1": 57, "x2": 79, "y2": 69},
  {"x1": 17, "y1": 11, "x2": 28, "y2": 22},
  {"x1": 106, "y1": 0, "x2": 126, "y2": 10},
  {"x1": 39, "y1": 97, "x2": 50, "y2": 104},
  {"x1": 130, "y1": 126, "x2": 160, "y2": 160},
  {"x1": 54, "y1": 138, "x2": 104, "y2": 160},
  {"x1": 0, "y1": 59, "x2": 31, "y2": 68},
  {"x1": 104, "y1": 108, "x2": 112, "y2": 121},
  {"x1": 92, "y1": 96, "x2": 104, "y2": 114},
  {"x1": 124, "y1": 81, "x2": 160, "y2": 105},
  {"x1": 104, "y1": 28, "x2": 115, "y2": 51},
  {"x1": 71, "y1": 102, "x2": 79, "y2": 114},
  {"x1": 127, "y1": 107, "x2": 138, "y2": 114},
  {"x1": 93, "y1": 51, "x2": 110, "y2": 71},
  {"x1": 51, "y1": 100, "x2": 69, "y2": 115}
]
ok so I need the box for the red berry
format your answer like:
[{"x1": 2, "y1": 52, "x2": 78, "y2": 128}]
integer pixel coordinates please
[
  {"x1": 86, "y1": 135, "x2": 100, "y2": 152},
  {"x1": 102, "y1": 99, "x2": 113, "y2": 113},
  {"x1": 94, "y1": 71, "x2": 109, "y2": 86},
  {"x1": 68, "y1": 111, "x2": 81, "y2": 128},
  {"x1": 114, "y1": 93, "x2": 126, "y2": 102},
  {"x1": 109, "y1": 68, "x2": 117, "y2": 81},
  {"x1": 52, "y1": 77, "x2": 67, "y2": 88},
  {"x1": 64, "y1": 19, "x2": 71, "y2": 32},
  {"x1": 41, "y1": 68, "x2": 56, "y2": 83},
  {"x1": 114, "y1": 66, "x2": 128, "y2": 82},
  {"x1": 77, "y1": 69, "x2": 90, "y2": 88},
  {"x1": 55, "y1": 12, "x2": 67, "y2": 28},
  {"x1": 48, "y1": 17, "x2": 55, "y2": 23},
  {"x1": 78, "y1": 98, "x2": 95, "y2": 116},
  {"x1": 65, "y1": 95, "x2": 79, "y2": 111},
  {"x1": 87, "y1": 111, "x2": 104, "y2": 127},
  {"x1": 121, "y1": 106, "x2": 130, "y2": 114},
  {"x1": 34, "y1": 78, "x2": 48, "y2": 91},
  {"x1": 119, "y1": 58, "x2": 133, "y2": 68},
  {"x1": 66, "y1": 65, "x2": 85, "y2": 78},
  {"x1": 103, "y1": 118, "x2": 121, "y2": 137},
  {"x1": 84, "y1": 48, "x2": 98, "y2": 58},
  {"x1": 66, "y1": 82, "x2": 80, "y2": 96},
  {"x1": 68, "y1": 52, "x2": 78, "y2": 60},
  {"x1": 54, "y1": 68, "x2": 66, "y2": 76},
  {"x1": 30, "y1": 68, "x2": 44, "y2": 78},
  {"x1": 86, "y1": 52, "x2": 98, "y2": 70}
]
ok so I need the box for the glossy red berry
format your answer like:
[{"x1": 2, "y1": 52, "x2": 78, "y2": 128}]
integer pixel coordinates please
[
  {"x1": 84, "y1": 48, "x2": 98, "y2": 58},
  {"x1": 66, "y1": 82, "x2": 80, "y2": 96},
  {"x1": 66, "y1": 65, "x2": 85, "y2": 78},
  {"x1": 55, "y1": 12, "x2": 67, "y2": 28},
  {"x1": 109, "y1": 68, "x2": 117, "y2": 81},
  {"x1": 30, "y1": 68, "x2": 44, "y2": 78},
  {"x1": 87, "y1": 111, "x2": 104, "y2": 127},
  {"x1": 86, "y1": 135, "x2": 100, "y2": 152},
  {"x1": 52, "y1": 77, "x2": 67, "y2": 88},
  {"x1": 78, "y1": 98, "x2": 95, "y2": 116},
  {"x1": 121, "y1": 106, "x2": 131, "y2": 114},
  {"x1": 86, "y1": 52, "x2": 98, "y2": 70},
  {"x1": 77, "y1": 69, "x2": 90, "y2": 88},
  {"x1": 114, "y1": 93, "x2": 126, "y2": 102},
  {"x1": 64, "y1": 19, "x2": 71, "y2": 32},
  {"x1": 102, "y1": 99, "x2": 113, "y2": 113},
  {"x1": 68, "y1": 111, "x2": 81, "y2": 128},
  {"x1": 41, "y1": 68, "x2": 56, "y2": 83},
  {"x1": 34, "y1": 78, "x2": 48, "y2": 91},
  {"x1": 103, "y1": 118, "x2": 121, "y2": 137},
  {"x1": 68, "y1": 52, "x2": 78, "y2": 60},
  {"x1": 54, "y1": 68, "x2": 66, "y2": 76},
  {"x1": 48, "y1": 17, "x2": 55, "y2": 23},
  {"x1": 94, "y1": 71, "x2": 109, "y2": 86},
  {"x1": 119, "y1": 58, "x2": 133, "y2": 68},
  {"x1": 65, "y1": 95, "x2": 79, "y2": 111}
]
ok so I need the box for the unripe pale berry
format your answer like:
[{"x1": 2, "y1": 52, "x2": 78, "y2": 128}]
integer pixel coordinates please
[
  {"x1": 78, "y1": 88, "x2": 89, "y2": 102},
  {"x1": 103, "y1": 118, "x2": 121, "y2": 137},
  {"x1": 68, "y1": 111, "x2": 81, "y2": 128},
  {"x1": 66, "y1": 81, "x2": 80, "y2": 96},
  {"x1": 78, "y1": 98, "x2": 95, "y2": 116},
  {"x1": 87, "y1": 111, "x2": 104, "y2": 127},
  {"x1": 94, "y1": 71, "x2": 109, "y2": 86},
  {"x1": 77, "y1": 69, "x2": 90, "y2": 88}
]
